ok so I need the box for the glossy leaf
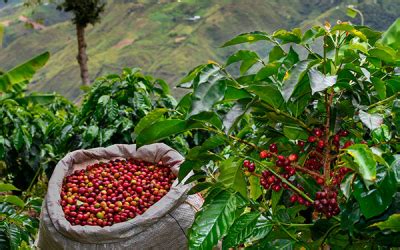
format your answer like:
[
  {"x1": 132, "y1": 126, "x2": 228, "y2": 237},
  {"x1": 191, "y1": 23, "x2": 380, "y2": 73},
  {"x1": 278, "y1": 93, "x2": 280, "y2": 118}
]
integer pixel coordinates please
[
  {"x1": 283, "y1": 125, "x2": 308, "y2": 140},
  {"x1": 223, "y1": 101, "x2": 251, "y2": 134},
  {"x1": 340, "y1": 173, "x2": 355, "y2": 199},
  {"x1": 188, "y1": 182, "x2": 213, "y2": 195},
  {"x1": 359, "y1": 110, "x2": 384, "y2": 131},
  {"x1": 281, "y1": 60, "x2": 313, "y2": 102},
  {"x1": 308, "y1": 68, "x2": 337, "y2": 95},
  {"x1": 189, "y1": 190, "x2": 240, "y2": 250},
  {"x1": 222, "y1": 212, "x2": 261, "y2": 249},
  {"x1": 371, "y1": 77, "x2": 386, "y2": 100},
  {"x1": 269, "y1": 46, "x2": 285, "y2": 62},
  {"x1": 0, "y1": 195, "x2": 25, "y2": 207},
  {"x1": 0, "y1": 183, "x2": 19, "y2": 192},
  {"x1": 371, "y1": 214, "x2": 400, "y2": 232},
  {"x1": 133, "y1": 108, "x2": 168, "y2": 140},
  {"x1": 0, "y1": 52, "x2": 50, "y2": 92},
  {"x1": 381, "y1": 18, "x2": 400, "y2": 50},
  {"x1": 189, "y1": 78, "x2": 227, "y2": 116},
  {"x1": 221, "y1": 31, "x2": 270, "y2": 47},
  {"x1": 218, "y1": 158, "x2": 247, "y2": 197},
  {"x1": 246, "y1": 84, "x2": 284, "y2": 108},
  {"x1": 255, "y1": 63, "x2": 279, "y2": 80},
  {"x1": 249, "y1": 175, "x2": 262, "y2": 200},
  {"x1": 353, "y1": 169, "x2": 396, "y2": 219},
  {"x1": 136, "y1": 119, "x2": 202, "y2": 147},
  {"x1": 246, "y1": 215, "x2": 272, "y2": 243},
  {"x1": 273, "y1": 28, "x2": 302, "y2": 44},
  {"x1": 226, "y1": 50, "x2": 261, "y2": 74},
  {"x1": 346, "y1": 144, "x2": 377, "y2": 187}
]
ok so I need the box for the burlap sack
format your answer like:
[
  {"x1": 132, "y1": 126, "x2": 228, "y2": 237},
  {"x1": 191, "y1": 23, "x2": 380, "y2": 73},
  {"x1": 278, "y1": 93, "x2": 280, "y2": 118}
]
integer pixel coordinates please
[{"x1": 37, "y1": 143, "x2": 203, "y2": 250}]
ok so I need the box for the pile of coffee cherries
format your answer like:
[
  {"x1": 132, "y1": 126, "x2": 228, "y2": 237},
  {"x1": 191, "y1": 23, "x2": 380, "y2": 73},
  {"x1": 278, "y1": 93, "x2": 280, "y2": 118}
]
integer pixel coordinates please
[{"x1": 60, "y1": 158, "x2": 176, "y2": 227}]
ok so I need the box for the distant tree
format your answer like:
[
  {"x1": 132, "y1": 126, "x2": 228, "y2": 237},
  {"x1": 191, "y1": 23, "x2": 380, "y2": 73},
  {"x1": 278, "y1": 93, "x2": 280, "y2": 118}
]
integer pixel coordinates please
[{"x1": 57, "y1": 1, "x2": 106, "y2": 85}]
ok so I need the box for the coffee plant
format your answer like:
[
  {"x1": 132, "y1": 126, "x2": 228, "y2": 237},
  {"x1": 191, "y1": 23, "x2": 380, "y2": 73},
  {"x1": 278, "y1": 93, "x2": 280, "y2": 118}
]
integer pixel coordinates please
[
  {"x1": 0, "y1": 183, "x2": 42, "y2": 250},
  {"x1": 0, "y1": 52, "x2": 76, "y2": 190},
  {"x1": 136, "y1": 19, "x2": 400, "y2": 248}
]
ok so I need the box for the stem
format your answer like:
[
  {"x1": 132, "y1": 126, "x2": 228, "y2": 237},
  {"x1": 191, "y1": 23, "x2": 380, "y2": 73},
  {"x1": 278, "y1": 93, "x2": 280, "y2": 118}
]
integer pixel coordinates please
[
  {"x1": 368, "y1": 92, "x2": 399, "y2": 109},
  {"x1": 25, "y1": 165, "x2": 43, "y2": 198},
  {"x1": 323, "y1": 90, "x2": 334, "y2": 184},
  {"x1": 247, "y1": 157, "x2": 314, "y2": 203},
  {"x1": 205, "y1": 127, "x2": 262, "y2": 151},
  {"x1": 292, "y1": 164, "x2": 324, "y2": 180}
]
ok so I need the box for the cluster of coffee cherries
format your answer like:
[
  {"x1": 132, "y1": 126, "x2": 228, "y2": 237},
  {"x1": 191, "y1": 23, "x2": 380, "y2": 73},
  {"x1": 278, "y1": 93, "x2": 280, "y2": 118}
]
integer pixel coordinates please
[
  {"x1": 242, "y1": 127, "x2": 355, "y2": 219},
  {"x1": 331, "y1": 167, "x2": 352, "y2": 185},
  {"x1": 314, "y1": 189, "x2": 340, "y2": 218},
  {"x1": 60, "y1": 159, "x2": 176, "y2": 227}
]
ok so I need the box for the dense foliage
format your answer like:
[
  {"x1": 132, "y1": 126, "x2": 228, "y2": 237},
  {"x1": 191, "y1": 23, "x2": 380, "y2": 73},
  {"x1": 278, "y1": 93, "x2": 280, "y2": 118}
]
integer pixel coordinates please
[
  {"x1": 0, "y1": 55, "x2": 182, "y2": 249},
  {"x1": 136, "y1": 19, "x2": 400, "y2": 248},
  {"x1": 1, "y1": 14, "x2": 400, "y2": 250}
]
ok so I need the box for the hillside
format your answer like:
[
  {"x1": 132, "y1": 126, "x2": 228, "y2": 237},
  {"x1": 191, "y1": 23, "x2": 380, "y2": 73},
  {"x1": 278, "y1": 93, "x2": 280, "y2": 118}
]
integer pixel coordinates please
[{"x1": 0, "y1": 0, "x2": 399, "y2": 100}]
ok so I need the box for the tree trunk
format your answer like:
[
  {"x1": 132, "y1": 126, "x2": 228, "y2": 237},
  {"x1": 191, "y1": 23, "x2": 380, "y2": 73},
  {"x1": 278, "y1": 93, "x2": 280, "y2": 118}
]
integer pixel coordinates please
[{"x1": 76, "y1": 23, "x2": 90, "y2": 86}]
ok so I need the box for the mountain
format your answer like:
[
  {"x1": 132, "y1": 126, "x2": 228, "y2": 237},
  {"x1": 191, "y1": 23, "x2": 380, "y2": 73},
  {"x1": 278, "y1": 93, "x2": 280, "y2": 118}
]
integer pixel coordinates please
[{"x1": 0, "y1": 0, "x2": 399, "y2": 100}]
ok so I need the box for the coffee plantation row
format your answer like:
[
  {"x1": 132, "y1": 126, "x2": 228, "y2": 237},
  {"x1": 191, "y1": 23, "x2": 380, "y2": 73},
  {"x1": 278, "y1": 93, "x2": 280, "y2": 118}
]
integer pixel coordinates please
[{"x1": 1, "y1": 19, "x2": 400, "y2": 249}]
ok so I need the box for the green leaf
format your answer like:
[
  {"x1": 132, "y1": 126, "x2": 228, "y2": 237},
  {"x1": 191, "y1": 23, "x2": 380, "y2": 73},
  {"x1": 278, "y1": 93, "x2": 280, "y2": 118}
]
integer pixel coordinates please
[
  {"x1": 308, "y1": 68, "x2": 337, "y2": 94},
  {"x1": 246, "y1": 215, "x2": 272, "y2": 243},
  {"x1": 222, "y1": 31, "x2": 270, "y2": 47},
  {"x1": 346, "y1": 144, "x2": 377, "y2": 187},
  {"x1": 22, "y1": 93, "x2": 56, "y2": 105},
  {"x1": 223, "y1": 101, "x2": 251, "y2": 134},
  {"x1": 98, "y1": 128, "x2": 116, "y2": 146},
  {"x1": 281, "y1": 60, "x2": 314, "y2": 102},
  {"x1": 189, "y1": 190, "x2": 239, "y2": 250},
  {"x1": 246, "y1": 84, "x2": 284, "y2": 108},
  {"x1": 226, "y1": 50, "x2": 261, "y2": 75},
  {"x1": 178, "y1": 160, "x2": 197, "y2": 182},
  {"x1": 0, "y1": 52, "x2": 50, "y2": 92},
  {"x1": 346, "y1": 6, "x2": 358, "y2": 18},
  {"x1": 0, "y1": 195, "x2": 25, "y2": 207},
  {"x1": 371, "y1": 213, "x2": 400, "y2": 232},
  {"x1": 190, "y1": 112, "x2": 223, "y2": 130},
  {"x1": 133, "y1": 108, "x2": 168, "y2": 140},
  {"x1": 12, "y1": 128, "x2": 24, "y2": 151},
  {"x1": 0, "y1": 183, "x2": 19, "y2": 192},
  {"x1": 136, "y1": 119, "x2": 202, "y2": 147},
  {"x1": 372, "y1": 124, "x2": 391, "y2": 143},
  {"x1": 353, "y1": 169, "x2": 396, "y2": 219},
  {"x1": 255, "y1": 63, "x2": 279, "y2": 80},
  {"x1": 83, "y1": 125, "x2": 99, "y2": 145},
  {"x1": 369, "y1": 45, "x2": 396, "y2": 63},
  {"x1": 271, "y1": 189, "x2": 283, "y2": 214},
  {"x1": 269, "y1": 46, "x2": 285, "y2": 62},
  {"x1": 371, "y1": 77, "x2": 386, "y2": 100},
  {"x1": 186, "y1": 135, "x2": 226, "y2": 161},
  {"x1": 188, "y1": 182, "x2": 213, "y2": 195},
  {"x1": 331, "y1": 24, "x2": 367, "y2": 41},
  {"x1": 222, "y1": 212, "x2": 260, "y2": 249},
  {"x1": 189, "y1": 77, "x2": 227, "y2": 116},
  {"x1": 0, "y1": 136, "x2": 5, "y2": 159},
  {"x1": 273, "y1": 29, "x2": 302, "y2": 44},
  {"x1": 249, "y1": 175, "x2": 262, "y2": 200},
  {"x1": 223, "y1": 86, "x2": 252, "y2": 101},
  {"x1": 391, "y1": 158, "x2": 400, "y2": 185},
  {"x1": 218, "y1": 158, "x2": 247, "y2": 197},
  {"x1": 340, "y1": 173, "x2": 355, "y2": 199},
  {"x1": 359, "y1": 110, "x2": 384, "y2": 131},
  {"x1": 283, "y1": 125, "x2": 308, "y2": 140},
  {"x1": 381, "y1": 18, "x2": 400, "y2": 50}
]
